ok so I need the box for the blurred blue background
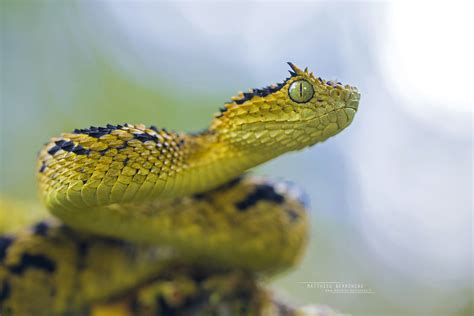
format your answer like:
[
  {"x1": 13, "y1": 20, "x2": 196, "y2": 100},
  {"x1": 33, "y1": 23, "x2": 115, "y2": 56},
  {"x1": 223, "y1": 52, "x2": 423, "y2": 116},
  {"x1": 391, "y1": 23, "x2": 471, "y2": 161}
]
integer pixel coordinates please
[{"x1": 1, "y1": 2, "x2": 472, "y2": 316}]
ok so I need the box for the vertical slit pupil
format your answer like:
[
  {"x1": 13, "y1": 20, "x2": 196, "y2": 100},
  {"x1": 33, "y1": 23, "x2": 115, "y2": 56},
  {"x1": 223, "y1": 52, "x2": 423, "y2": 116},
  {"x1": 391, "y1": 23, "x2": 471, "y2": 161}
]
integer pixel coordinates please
[{"x1": 299, "y1": 82, "x2": 303, "y2": 97}]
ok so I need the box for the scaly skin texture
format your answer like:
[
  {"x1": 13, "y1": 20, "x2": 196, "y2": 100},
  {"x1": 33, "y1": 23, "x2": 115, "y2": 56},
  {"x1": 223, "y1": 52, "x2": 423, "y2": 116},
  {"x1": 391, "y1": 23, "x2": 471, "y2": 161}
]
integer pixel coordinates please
[
  {"x1": 36, "y1": 63, "x2": 359, "y2": 272},
  {"x1": 1, "y1": 177, "x2": 310, "y2": 315},
  {"x1": 1, "y1": 63, "x2": 359, "y2": 315}
]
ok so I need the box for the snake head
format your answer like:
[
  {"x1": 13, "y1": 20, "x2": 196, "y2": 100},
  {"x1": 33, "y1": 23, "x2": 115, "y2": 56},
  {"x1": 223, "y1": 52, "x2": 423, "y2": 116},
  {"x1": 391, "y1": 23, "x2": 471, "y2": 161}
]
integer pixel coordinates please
[{"x1": 211, "y1": 62, "x2": 360, "y2": 153}]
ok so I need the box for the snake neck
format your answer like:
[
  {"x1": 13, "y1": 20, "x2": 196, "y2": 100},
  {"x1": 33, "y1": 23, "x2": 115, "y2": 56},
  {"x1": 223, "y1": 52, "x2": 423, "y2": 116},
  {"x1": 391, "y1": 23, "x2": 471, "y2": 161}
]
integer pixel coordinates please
[
  {"x1": 171, "y1": 129, "x2": 278, "y2": 196},
  {"x1": 164, "y1": 112, "x2": 329, "y2": 197}
]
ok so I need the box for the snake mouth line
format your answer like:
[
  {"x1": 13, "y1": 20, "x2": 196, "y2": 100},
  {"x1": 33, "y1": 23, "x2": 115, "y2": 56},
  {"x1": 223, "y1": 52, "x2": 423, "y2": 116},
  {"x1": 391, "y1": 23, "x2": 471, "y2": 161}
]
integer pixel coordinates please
[{"x1": 308, "y1": 106, "x2": 357, "y2": 123}]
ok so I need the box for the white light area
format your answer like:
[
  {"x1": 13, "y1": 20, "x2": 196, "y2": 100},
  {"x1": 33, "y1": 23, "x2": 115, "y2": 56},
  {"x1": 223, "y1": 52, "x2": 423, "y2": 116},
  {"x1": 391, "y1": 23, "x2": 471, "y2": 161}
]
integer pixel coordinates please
[
  {"x1": 364, "y1": 5, "x2": 473, "y2": 292},
  {"x1": 348, "y1": 93, "x2": 472, "y2": 306},
  {"x1": 380, "y1": 2, "x2": 473, "y2": 134}
]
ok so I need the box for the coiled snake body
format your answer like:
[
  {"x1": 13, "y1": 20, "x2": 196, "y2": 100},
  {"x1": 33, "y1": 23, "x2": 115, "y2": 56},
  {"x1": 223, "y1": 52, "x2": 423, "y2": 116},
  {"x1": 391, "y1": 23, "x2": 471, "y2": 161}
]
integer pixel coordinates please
[{"x1": 0, "y1": 63, "x2": 359, "y2": 315}]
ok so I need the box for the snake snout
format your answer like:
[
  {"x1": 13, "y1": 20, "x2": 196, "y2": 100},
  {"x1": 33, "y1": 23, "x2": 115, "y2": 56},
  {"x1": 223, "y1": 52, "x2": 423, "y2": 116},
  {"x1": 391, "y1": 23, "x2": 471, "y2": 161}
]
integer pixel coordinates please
[{"x1": 345, "y1": 88, "x2": 361, "y2": 111}]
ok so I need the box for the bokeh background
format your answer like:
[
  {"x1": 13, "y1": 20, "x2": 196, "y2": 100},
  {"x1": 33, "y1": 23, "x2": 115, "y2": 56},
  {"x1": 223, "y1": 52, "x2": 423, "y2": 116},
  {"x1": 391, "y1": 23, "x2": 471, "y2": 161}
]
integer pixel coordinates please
[{"x1": 1, "y1": 1, "x2": 472, "y2": 316}]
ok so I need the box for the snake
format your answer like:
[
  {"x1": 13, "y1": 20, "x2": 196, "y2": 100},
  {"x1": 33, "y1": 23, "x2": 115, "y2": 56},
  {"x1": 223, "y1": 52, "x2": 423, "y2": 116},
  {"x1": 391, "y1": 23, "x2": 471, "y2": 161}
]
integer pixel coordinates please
[{"x1": 0, "y1": 63, "x2": 359, "y2": 316}]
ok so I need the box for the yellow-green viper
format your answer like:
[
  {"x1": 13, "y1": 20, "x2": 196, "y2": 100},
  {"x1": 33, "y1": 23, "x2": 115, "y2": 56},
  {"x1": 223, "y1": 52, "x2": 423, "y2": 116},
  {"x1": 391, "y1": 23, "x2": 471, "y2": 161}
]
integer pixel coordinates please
[{"x1": 0, "y1": 63, "x2": 360, "y2": 316}]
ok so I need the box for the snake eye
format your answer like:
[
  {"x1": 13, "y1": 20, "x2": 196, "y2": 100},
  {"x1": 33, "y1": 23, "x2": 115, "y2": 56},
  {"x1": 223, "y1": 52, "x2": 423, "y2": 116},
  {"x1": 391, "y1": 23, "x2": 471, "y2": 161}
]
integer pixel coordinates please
[{"x1": 288, "y1": 80, "x2": 314, "y2": 103}]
